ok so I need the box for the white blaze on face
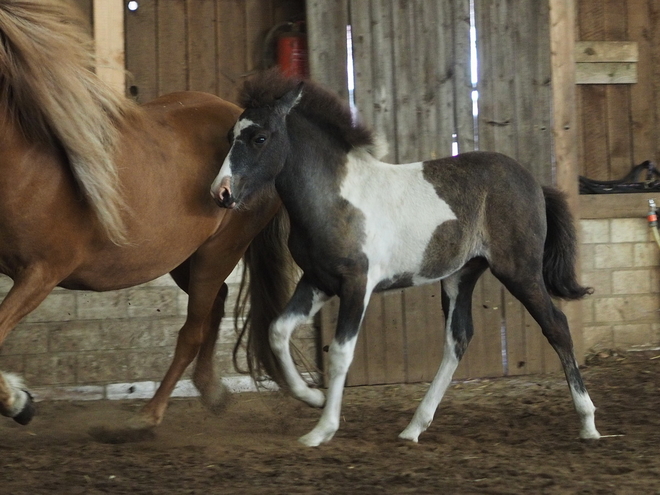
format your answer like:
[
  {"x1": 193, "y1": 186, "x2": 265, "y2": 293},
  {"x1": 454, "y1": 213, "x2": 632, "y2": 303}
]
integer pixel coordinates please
[
  {"x1": 211, "y1": 118, "x2": 258, "y2": 194},
  {"x1": 339, "y1": 151, "x2": 457, "y2": 285}
]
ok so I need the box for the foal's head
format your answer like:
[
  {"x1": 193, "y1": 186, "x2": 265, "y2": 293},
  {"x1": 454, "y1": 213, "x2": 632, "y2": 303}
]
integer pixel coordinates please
[
  {"x1": 211, "y1": 70, "x2": 375, "y2": 209},
  {"x1": 211, "y1": 83, "x2": 302, "y2": 209}
]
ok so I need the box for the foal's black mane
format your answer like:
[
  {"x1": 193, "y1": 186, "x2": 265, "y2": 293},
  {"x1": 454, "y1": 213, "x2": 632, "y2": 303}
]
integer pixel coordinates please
[{"x1": 240, "y1": 69, "x2": 375, "y2": 152}]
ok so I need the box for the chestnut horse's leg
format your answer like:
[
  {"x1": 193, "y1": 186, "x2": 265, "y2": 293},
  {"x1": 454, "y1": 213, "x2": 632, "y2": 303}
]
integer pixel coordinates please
[
  {"x1": 0, "y1": 265, "x2": 62, "y2": 423},
  {"x1": 192, "y1": 283, "x2": 230, "y2": 413},
  {"x1": 132, "y1": 245, "x2": 244, "y2": 429}
]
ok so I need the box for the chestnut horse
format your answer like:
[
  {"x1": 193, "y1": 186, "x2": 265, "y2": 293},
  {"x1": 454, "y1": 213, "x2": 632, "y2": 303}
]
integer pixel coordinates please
[{"x1": 0, "y1": 0, "x2": 279, "y2": 429}]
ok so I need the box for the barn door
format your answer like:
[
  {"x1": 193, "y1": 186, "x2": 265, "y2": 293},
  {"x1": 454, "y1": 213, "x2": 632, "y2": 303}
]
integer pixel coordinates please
[{"x1": 308, "y1": 0, "x2": 568, "y2": 386}]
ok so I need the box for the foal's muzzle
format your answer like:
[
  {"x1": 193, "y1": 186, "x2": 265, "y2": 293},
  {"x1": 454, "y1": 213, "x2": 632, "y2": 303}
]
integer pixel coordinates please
[{"x1": 212, "y1": 176, "x2": 236, "y2": 209}]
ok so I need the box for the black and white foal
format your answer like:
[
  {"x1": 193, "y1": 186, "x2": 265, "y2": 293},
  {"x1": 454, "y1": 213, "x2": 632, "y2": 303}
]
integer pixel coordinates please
[{"x1": 211, "y1": 71, "x2": 600, "y2": 447}]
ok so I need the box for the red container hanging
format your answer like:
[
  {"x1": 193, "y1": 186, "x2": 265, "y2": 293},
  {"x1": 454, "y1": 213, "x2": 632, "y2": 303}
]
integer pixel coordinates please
[{"x1": 277, "y1": 23, "x2": 308, "y2": 79}]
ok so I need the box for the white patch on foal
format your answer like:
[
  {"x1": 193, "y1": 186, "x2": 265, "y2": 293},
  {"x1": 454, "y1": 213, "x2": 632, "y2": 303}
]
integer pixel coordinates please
[{"x1": 339, "y1": 150, "x2": 457, "y2": 286}]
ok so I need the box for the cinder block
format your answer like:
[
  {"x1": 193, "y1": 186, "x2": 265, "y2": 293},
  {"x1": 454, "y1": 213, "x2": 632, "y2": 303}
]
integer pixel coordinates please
[
  {"x1": 0, "y1": 354, "x2": 24, "y2": 374},
  {"x1": 32, "y1": 385, "x2": 104, "y2": 402},
  {"x1": 580, "y1": 244, "x2": 595, "y2": 271},
  {"x1": 48, "y1": 320, "x2": 104, "y2": 352},
  {"x1": 610, "y1": 218, "x2": 648, "y2": 243},
  {"x1": 612, "y1": 269, "x2": 651, "y2": 295},
  {"x1": 150, "y1": 318, "x2": 186, "y2": 348},
  {"x1": 126, "y1": 287, "x2": 179, "y2": 318},
  {"x1": 125, "y1": 350, "x2": 174, "y2": 382},
  {"x1": 106, "y1": 381, "x2": 156, "y2": 400},
  {"x1": 633, "y1": 243, "x2": 660, "y2": 267},
  {"x1": 583, "y1": 325, "x2": 613, "y2": 351},
  {"x1": 25, "y1": 292, "x2": 77, "y2": 323},
  {"x1": 76, "y1": 291, "x2": 129, "y2": 320},
  {"x1": 594, "y1": 295, "x2": 660, "y2": 323},
  {"x1": 613, "y1": 323, "x2": 654, "y2": 346},
  {"x1": 594, "y1": 244, "x2": 634, "y2": 269},
  {"x1": 582, "y1": 270, "x2": 611, "y2": 295},
  {"x1": 76, "y1": 351, "x2": 129, "y2": 383},
  {"x1": 580, "y1": 219, "x2": 609, "y2": 244},
  {"x1": 100, "y1": 319, "x2": 155, "y2": 350},
  {"x1": 1, "y1": 323, "x2": 50, "y2": 355},
  {"x1": 24, "y1": 353, "x2": 77, "y2": 386}
]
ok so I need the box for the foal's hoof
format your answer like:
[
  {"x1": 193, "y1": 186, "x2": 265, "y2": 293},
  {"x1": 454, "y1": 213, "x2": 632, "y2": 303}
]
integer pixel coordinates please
[{"x1": 12, "y1": 391, "x2": 35, "y2": 425}]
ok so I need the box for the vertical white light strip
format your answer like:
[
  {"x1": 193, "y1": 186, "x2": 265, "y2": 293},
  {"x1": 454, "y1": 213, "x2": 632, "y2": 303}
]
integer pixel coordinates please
[{"x1": 346, "y1": 24, "x2": 358, "y2": 122}]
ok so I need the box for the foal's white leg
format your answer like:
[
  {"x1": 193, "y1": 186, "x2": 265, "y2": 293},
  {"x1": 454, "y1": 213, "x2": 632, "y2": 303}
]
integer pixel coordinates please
[
  {"x1": 399, "y1": 300, "x2": 459, "y2": 443},
  {"x1": 565, "y1": 358, "x2": 600, "y2": 439},
  {"x1": 270, "y1": 282, "x2": 330, "y2": 407},
  {"x1": 298, "y1": 336, "x2": 357, "y2": 447}
]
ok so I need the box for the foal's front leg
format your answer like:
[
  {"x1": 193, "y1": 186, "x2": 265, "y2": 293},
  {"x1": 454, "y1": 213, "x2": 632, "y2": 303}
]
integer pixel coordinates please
[
  {"x1": 269, "y1": 277, "x2": 330, "y2": 408},
  {"x1": 298, "y1": 283, "x2": 368, "y2": 447}
]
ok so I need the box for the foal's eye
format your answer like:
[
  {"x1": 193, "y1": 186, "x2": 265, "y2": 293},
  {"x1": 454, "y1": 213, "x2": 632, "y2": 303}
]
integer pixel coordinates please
[{"x1": 253, "y1": 135, "x2": 267, "y2": 145}]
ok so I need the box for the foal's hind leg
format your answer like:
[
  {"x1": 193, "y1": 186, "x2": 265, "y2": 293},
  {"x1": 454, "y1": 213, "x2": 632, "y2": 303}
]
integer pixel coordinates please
[
  {"x1": 399, "y1": 260, "x2": 486, "y2": 443},
  {"x1": 269, "y1": 276, "x2": 330, "y2": 408},
  {"x1": 494, "y1": 271, "x2": 600, "y2": 440}
]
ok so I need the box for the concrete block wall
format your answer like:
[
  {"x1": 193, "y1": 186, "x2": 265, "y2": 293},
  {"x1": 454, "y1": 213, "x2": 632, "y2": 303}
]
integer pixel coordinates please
[
  {"x1": 581, "y1": 217, "x2": 660, "y2": 351},
  {"x1": 0, "y1": 263, "x2": 319, "y2": 397}
]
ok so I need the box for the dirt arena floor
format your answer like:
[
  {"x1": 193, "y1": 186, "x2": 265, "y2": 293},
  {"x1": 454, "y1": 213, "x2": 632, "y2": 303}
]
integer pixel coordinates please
[{"x1": 1, "y1": 349, "x2": 659, "y2": 494}]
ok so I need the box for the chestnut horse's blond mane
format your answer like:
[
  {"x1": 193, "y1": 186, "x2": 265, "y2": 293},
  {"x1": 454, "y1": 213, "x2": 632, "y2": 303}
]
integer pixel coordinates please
[{"x1": 0, "y1": 0, "x2": 138, "y2": 244}]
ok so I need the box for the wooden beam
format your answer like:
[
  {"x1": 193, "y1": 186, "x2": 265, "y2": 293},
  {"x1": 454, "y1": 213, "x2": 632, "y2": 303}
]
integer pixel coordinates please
[
  {"x1": 549, "y1": 0, "x2": 585, "y2": 362},
  {"x1": 93, "y1": 0, "x2": 125, "y2": 94},
  {"x1": 575, "y1": 41, "x2": 638, "y2": 63}
]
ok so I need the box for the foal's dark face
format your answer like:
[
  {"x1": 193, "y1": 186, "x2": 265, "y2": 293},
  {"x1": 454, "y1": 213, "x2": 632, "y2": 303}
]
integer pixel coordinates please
[{"x1": 211, "y1": 85, "x2": 302, "y2": 209}]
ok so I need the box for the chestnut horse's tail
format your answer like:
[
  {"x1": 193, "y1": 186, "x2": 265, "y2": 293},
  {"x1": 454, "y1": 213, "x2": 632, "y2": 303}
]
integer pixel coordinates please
[
  {"x1": 542, "y1": 187, "x2": 593, "y2": 300},
  {"x1": 0, "y1": 0, "x2": 137, "y2": 244},
  {"x1": 233, "y1": 207, "x2": 295, "y2": 388}
]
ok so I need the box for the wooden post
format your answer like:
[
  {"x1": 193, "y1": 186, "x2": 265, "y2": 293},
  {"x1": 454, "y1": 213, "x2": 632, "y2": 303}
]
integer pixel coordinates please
[
  {"x1": 549, "y1": 0, "x2": 585, "y2": 362},
  {"x1": 93, "y1": 0, "x2": 125, "y2": 94}
]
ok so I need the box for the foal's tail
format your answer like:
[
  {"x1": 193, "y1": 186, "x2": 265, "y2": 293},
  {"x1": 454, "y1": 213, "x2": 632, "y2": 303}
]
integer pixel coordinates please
[
  {"x1": 233, "y1": 207, "x2": 294, "y2": 388},
  {"x1": 542, "y1": 187, "x2": 593, "y2": 300}
]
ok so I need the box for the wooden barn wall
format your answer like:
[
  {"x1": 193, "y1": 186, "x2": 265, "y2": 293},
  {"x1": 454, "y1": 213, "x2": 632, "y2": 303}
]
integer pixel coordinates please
[
  {"x1": 125, "y1": 0, "x2": 304, "y2": 104},
  {"x1": 577, "y1": 0, "x2": 660, "y2": 180},
  {"x1": 310, "y1": 0, "x2": 562, "y2": 387}
]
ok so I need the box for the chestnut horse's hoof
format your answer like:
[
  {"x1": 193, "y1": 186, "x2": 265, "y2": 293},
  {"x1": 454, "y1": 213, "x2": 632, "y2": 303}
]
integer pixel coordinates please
[{"x1": 12, "y1": 390, "x2": 35, "y2": 425}]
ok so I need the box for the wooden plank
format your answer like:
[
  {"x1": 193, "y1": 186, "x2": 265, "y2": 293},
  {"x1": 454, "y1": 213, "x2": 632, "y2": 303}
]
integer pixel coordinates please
[
  {"x1": 392, "y1": 0, "x2": 418, "y2": 162},
  {"x1": 575, "y1": 41, "x2": 639, "y2": 63},
  {"x1": 363, "y1": 295, "x2": 387, "y2": 385},
  {"x1": 627, "y1": 0, "x2": 656, "y2": 166},
  {"x1": 306, "y1": 0, "x2": 349, "y2": 99},
  {"x1": 349, "y1": 0, "x2": 374, "y2": 127},
  {"x1": 402, "y1": 283, "x2": 444, "y2": 383},
  {"x1": 93, "y1": 0, "x2": 125, "y2": 94},
  {"x1": 245, "y1": 0, "x2": 273, "y2": 74},
  {"x1": 346, "y1": 294, "x2": 376, "y2": 386},
  {"x1": 72, "y1": 0, "x2": 93, "y2": 28},
  {"x1": 550, "y1": 0, "x2": 585, "y2": 366},
  {"x1": 368, "y1": 0, "x2": 396, "y2": 162},
  {"x1": 580, "y1": 192, "x2": 659, "y2": 219},
  {"x1": 651, "y1": 0, "x2": 660, "y2": 167},
  {"x1": 575, "y1": 62, "x2": 637, "y2": 84},
  {"x1": 576, "y1": 0, "x2": 608, "y2": 179},
  {"x1": 453, "y1": 0, "x2": 475, "y2": 153},
  {"x1": 381, "y1": 290, "x2": 406, "y2": 383},
  {"x1": 157, "y1": 0, "x2": 187, "y2": 95},
  {"x1": 125, "y1": 0, "x2": 157, "y2": 102},
  {"x1": 216, "y1": 0, "x2": 247, "y2": 103},
  {"x1": 187, "y1": 0, "x2": 218, "y2": 94}
]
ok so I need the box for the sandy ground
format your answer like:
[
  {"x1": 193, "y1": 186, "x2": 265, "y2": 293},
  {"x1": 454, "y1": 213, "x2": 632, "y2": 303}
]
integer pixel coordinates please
[{"x1": 1, "y1": 349, "x2": 659, "y2": 494}]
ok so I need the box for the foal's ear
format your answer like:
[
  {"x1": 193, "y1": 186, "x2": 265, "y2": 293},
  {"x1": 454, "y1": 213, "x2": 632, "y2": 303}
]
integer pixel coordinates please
[{"x1": 276, "y1": 82, "x2": 304, "y2": 116}]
